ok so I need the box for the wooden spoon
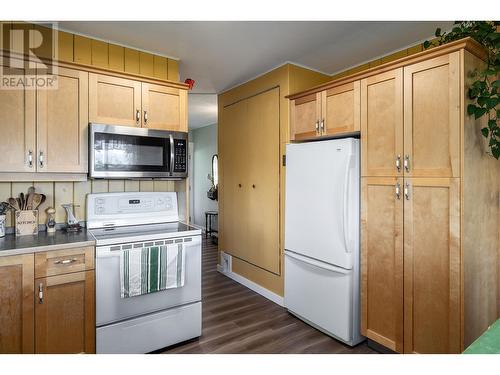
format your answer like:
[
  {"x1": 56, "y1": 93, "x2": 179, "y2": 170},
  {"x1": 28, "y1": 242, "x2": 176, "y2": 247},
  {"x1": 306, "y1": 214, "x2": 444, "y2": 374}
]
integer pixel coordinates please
[
  {"x1": 31, "y1": 194, "x2": 42, "y2": 211},
  {"x1": 20, "y1": 193, "x2": 25, "y2": 210},
  {"x1": 8, "y1": 197, "x2": 20, "y2": 211}
]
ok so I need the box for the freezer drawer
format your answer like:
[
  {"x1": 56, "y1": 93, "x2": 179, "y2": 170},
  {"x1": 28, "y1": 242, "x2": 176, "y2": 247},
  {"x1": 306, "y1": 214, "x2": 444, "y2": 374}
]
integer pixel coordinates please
[
  {"x1": 96, "y1": 302, "x2": 202, "y2": 354},
  {"x1": 284, "y1": 251, "x2": 355, "y2": 344}
]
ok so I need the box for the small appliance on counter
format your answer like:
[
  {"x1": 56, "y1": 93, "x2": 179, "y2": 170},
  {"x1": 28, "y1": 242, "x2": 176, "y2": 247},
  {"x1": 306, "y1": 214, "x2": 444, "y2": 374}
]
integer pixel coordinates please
[
  {"x1": 87, "y1": 191, "x2": 202, "y2": 354},
  {"x1": 284, "y1": 138, "x2": 363, "y2": 347}
]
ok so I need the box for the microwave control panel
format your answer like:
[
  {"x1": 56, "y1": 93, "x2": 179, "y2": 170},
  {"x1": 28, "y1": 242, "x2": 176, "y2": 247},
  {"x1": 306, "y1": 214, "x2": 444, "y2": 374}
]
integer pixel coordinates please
[{"x1": 173, "y1": 139, "x2": 187, "y2": 172}]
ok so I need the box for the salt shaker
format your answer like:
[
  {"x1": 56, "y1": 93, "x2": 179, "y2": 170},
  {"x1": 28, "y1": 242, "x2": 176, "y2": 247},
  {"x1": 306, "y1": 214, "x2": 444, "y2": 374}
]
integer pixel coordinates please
[{"x1": 46, "y1": 207, "x2": 56, "y2": 234}]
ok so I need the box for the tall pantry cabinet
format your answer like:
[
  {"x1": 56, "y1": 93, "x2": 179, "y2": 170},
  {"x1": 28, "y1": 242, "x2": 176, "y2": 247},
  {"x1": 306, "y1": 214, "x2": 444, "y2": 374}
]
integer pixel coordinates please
[{"x1": 287, "y1": 38, "x2": 500, "y2": 354}]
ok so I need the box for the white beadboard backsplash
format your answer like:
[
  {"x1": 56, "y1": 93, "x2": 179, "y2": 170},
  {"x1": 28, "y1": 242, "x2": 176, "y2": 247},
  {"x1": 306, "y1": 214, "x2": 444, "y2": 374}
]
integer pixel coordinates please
[{"x1": 0, "y1": 179, "x2": 176, "y2": 228}]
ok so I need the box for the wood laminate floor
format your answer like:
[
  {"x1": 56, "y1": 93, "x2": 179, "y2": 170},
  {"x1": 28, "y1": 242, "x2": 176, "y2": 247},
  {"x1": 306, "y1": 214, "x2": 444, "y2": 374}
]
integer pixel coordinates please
[{"x1": 161, "y1": 237, "x2": 375, "y2": 354}]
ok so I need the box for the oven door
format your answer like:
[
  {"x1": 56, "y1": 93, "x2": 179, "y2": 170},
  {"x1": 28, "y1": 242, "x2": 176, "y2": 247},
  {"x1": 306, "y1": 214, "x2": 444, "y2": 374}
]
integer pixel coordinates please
[
  {"x1": 95, "y1": 235, "x2": 201, "y2": 326},
  {"x1": 89, "y1": 123, "x2": 172, "y2": 178}
]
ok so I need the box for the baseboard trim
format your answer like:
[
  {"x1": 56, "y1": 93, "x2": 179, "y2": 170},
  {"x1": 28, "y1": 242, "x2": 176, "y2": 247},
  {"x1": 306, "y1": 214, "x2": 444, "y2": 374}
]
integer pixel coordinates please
[{"x1": 217, "y1": 264, "x2": 284, "y2": 307}]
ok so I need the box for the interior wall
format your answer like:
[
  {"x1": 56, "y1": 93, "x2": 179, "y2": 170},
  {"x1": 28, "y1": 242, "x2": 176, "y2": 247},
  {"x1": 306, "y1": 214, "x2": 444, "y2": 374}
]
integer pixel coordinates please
[{"x1": 191, "y1": 124, "x2": 218, "y2": 228}]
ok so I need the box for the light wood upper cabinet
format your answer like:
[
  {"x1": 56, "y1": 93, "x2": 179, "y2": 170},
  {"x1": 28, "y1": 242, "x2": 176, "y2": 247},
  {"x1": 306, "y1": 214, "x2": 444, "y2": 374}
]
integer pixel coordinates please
[
  {"x1": 403, "y1": 178, "x2": 460, "y2": 353},
  {"x1": 322, "y1": 81, "x2": 360, "y2": 136},
  {"x1": 37, "y1": 67, "x2": 89, "y2": 173},
  {"x1": 361, "y1": 69, "x2": 403, "y2": 177},
  {"x1": 403, "y1": 52, "x2": 461, "y2": 178},
  {"x1": 142, "y1": 83, "x2": 187, "y2": 131},
  {"x1": 89, "y1": 73, "x2": 142, "y2": 127},
  {"x1": 0, "y1": 62, "x2": 36, "y2": 173},
  {"x1": 361, "y1": 177, "x2": 403, "y2": 353},
  {"x1": 0, "y1": 254, "x2": 34, "y2": 354},
  {"x1": 35, "y1": 270, "x2": 95, "y2": 354},
  {"x1": 290, "y1": 93, "x2": 321, "y2": 140}
]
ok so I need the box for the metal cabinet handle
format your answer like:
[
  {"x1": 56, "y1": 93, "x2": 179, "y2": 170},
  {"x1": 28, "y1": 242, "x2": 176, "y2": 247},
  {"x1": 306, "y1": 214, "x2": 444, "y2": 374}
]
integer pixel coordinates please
[
  {"x1": 38, "y1": 283, "x2": 43, "y2": 304},
  {"x1": 404, "y1": 182, "x2": 410, "y2": 200},
  {"x1": 136, "y1": 109, "x2": 140, "y2": 125},
  {"x1": 395, "y1": 182, "x2": 401, "y2": 200},
  {"x1": 54, "y1": 258, "x2": 77, "y2": 265},
  {"x1": 27, "y1": 150, "x2": 33, "y2": 168},
  {"x1": 144, "y1": 110, "x2": 148, "y2": 126},
  {"x1": 315, "y1": 121, "x2": 319, "y2": 133},
  {"x1": 395, "y1": 154, "x2": 401, "y2": 172},
  {"x1": 320, "y1": 119, "x2": 325, "y2": 133},
  {"x1": 39, "y1": 151, "x2": 44, "y2": 168},
  {"x1": 404, "y1": 154, "x2": 410, "y2": 173},
  {"x1": 169, "y1": 134, "x2": 174, "y2": 176}
]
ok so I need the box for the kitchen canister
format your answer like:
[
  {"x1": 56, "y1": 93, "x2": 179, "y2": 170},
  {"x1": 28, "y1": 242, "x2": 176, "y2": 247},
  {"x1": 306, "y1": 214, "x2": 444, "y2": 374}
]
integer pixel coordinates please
[
  {"x1": 0, "y1": 214, "x2": 6, "y2": 237},
  {"x1": 15, "y1": 210, "x2": 39, "y2": 236}
]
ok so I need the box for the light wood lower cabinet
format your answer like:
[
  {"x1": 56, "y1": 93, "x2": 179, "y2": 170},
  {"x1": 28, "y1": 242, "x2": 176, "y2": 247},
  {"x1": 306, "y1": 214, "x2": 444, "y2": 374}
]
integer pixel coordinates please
[
  {"x1": 35, "y1": 270, "x2": 95, "y2": 354},
  {"x1": 403, "y1": 178, "x2": 460, "y2": 354},
  {"x1": 0, "y1": 254, "x2": 34, "y2": 354},
  {"x1": 0, "y1": 247, "x2": 95, "y2": 354},
  {"x1": 361, "y1": 177, "x2": 403, "y2": 352}
]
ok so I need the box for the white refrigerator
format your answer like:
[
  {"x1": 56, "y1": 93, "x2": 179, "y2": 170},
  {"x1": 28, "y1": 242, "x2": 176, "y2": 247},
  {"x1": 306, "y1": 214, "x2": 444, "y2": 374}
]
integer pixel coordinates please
[{"x1": 284, "y1": 138, "x2": 363, "y2": 346}]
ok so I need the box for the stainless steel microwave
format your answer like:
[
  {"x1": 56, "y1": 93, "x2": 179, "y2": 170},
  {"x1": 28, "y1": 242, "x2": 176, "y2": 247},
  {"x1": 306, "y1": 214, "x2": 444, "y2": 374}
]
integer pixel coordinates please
[{"x1": 89, "y1": 123, "x2": 188, "y2": 179}]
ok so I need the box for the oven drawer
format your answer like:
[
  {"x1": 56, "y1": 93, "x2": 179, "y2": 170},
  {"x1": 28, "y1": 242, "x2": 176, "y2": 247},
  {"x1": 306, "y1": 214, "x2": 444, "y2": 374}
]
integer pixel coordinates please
[
  {"x1": 35, "y1": 246, "x2": 95, "y2": 278},
  {"x1": 96, "y1": 235, "x2": 201, "y2": 326},
  {"x1": 96, "y1": 301, "x2": 201, "y2": 354}
]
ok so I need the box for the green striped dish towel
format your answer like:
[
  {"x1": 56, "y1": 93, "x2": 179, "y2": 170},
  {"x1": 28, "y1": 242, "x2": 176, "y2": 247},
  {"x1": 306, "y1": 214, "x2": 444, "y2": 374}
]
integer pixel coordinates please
[{"x1": 120, "y1": 243, "x2": 186, "y2": 298}]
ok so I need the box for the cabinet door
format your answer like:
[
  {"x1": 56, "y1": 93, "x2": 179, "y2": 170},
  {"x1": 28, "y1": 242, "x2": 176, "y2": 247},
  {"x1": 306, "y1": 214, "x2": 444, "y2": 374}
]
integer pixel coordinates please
[
  {"x1": 403, "y1": 178, "x2": 460, "y2": 353},
  {"x1": 245, "y1": 88, "x2": 280, "y2": 274},
  {"x1": 219, "y1": 99, "x2": 249, "y2": 257},
  {"x1": 35, "y1": 270, "x2": 95, "y2": 354},
  {"x1": 322, "y1": 81, "x2": 360, "y2": 136},
  {"x1": 89, "y1": 73, "x2": 142, "y2": 127},
  {"x1": 361, "y1": 69, "x2": 403, "y2": 177},
  {"x1": 142, "y1": 83, "x2": 187, "y2": 131},
  {"x1": 0, "y1": 254, "x2": 34, "y2": 353},
  {"x1": 0, "y1": 60, "x2": 36, "y2": 172},
  {"x1": 37, "y1": 67, "x2": 89, "y2": 173},
  {"x1": 361, "y1": 177, "x2": 403, "y2": 352},
  {"x1": 403, "y1": 52, "x2": 460, "y2": 177},
  {"x1": 290, "y1": 93, "x2": 320, "y2": 140}
]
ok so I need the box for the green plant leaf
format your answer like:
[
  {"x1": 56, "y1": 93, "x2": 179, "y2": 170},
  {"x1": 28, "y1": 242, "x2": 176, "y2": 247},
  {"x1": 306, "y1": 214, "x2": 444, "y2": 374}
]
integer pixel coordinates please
[
  {"x1": 481, "y1": 127, "x2": 490, "y2": 137},
  {"x1": 435, "y1": 28, "x2": 442, "y2": 37},
  {"x1": 423, "y1": 40, "x2": 431, "y2": 49},
  {"x1": 467, "y1": 104, "x2": 478, "y2": 116}
]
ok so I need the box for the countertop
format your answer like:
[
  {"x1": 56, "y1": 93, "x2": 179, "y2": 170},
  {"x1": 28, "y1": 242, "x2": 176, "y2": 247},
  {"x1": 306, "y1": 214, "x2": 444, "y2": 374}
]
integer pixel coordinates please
[{"x1": 0, "y1": 230, "x2": 95, "y2": 257}]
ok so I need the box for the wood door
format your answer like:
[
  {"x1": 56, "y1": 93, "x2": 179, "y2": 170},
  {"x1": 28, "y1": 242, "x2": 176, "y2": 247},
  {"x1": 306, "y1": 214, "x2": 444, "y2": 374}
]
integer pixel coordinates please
[
  {"x1": 219, "y1": 99, "x2": 249, "y2": 258},
  {"x1": 89, "y1": 73, "x2": 142, "y2": 127},
  {"x1": 361, "y1": 177, "x2": 404, "y2": 352},
  {"x1": 142, "y1": 83, "x2": 187, "y2": 131},
  {"x1": 0, "y1": 254, "x2": 34, "y2": 354},
  {"x1": 403, "y1": 52, "x2": 460, "y2": 178},
  {"x1": 290, "y1": 92, "x2": 320, "y2": 140},
  {"x1": 37, "y1": 67, "x2": 88, "y2": 173},
  {"x1": 35, "y1": 270, "x2": 95, "y2": 354},
  {"x1": 0, "y1": 60, "x2": 36, "y2": 172},
  {"x1": 322, "y1": 81, "x2": 360, "y2": 136},
  {"x1": 361, "y1": 69, "x2": 403, "y2": 177},
  {"x1": 245, "y1": 88, "x2": 280, "y2": 274},
  {"x1": 403, "y1": 178, "x2": 460, "y2": 354}
]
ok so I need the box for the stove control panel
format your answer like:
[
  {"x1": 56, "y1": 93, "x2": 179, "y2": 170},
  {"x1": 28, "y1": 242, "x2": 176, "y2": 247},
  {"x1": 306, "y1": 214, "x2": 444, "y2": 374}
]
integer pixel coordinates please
[{"x1": 87, "y1": 192, "x2": 179, "y2": 228}]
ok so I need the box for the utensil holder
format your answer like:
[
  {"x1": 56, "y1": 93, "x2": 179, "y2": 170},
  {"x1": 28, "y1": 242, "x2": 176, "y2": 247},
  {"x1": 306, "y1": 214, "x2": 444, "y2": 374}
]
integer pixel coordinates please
[
  {"x1": 0, "y1": 214, "x2": 6, "y2": 238},
  {"x1": 15, "y1": 210, "x2": 38, "y2": 236}
]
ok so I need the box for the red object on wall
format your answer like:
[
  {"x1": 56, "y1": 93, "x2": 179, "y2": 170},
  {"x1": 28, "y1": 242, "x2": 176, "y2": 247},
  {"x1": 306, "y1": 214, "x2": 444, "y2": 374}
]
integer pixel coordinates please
[{"x1": 184, "y1": 78, "x2": 195, "y2": 90}]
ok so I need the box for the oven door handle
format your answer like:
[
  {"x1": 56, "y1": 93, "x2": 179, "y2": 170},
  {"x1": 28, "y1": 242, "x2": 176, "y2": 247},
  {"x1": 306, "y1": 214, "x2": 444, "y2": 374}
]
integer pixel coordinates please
[{"x1": 169, "y1": 134, "x2": 174, "y2": 176}]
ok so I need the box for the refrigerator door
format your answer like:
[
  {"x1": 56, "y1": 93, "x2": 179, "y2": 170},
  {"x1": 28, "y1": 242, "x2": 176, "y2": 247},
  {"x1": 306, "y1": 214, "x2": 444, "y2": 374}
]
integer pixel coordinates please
[
  {"x1": 284, "y1": 251, "x2": 353, "y2": 344},
  {"x1": 285, "y1": 138, "x2": 359, "y2": 270}
]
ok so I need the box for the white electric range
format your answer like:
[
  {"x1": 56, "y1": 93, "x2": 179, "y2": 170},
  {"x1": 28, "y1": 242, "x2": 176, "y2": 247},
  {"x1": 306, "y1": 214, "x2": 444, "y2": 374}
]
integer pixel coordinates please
[{"x1": 87, "y1": 191, "x2": 202, "y2": 354}]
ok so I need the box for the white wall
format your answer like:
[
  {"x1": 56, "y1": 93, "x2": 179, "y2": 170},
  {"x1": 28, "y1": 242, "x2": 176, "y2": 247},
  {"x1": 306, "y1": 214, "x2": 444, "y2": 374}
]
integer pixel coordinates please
[{"x1": 190, "y1": 123, "x2": 218, "y2": 228}]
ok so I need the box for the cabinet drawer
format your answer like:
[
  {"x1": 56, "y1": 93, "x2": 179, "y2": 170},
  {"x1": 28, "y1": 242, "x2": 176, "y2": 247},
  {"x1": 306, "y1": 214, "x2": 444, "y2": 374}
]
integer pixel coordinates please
[{"x1": 35, "y1": 247, "x2": 95, "y2": 278}]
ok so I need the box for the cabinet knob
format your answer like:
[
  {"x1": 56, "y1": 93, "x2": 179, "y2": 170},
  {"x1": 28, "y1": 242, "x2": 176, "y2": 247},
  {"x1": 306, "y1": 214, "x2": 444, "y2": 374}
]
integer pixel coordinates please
[
  {"x1": 238, "y1": 183, "x2": 242, "y2": 188},
  {"x1": 252, "y1": 184, "x2": 256, "y2": 189}
]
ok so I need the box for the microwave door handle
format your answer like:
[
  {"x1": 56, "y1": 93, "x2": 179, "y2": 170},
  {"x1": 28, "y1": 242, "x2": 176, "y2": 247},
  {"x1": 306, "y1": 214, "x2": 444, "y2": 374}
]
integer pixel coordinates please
[{"x1": 169, "y1": 134, "x2": 174, "y2": 176}]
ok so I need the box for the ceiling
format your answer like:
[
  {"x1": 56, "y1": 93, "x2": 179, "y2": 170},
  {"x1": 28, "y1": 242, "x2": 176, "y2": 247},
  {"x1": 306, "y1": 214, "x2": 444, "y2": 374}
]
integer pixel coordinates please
[
  {"x1": 58, "y1": 21, "x2": 453, "y2": 128},
  {"x1": 188, "y1": 94, "x2": 217, "y2": 129}
]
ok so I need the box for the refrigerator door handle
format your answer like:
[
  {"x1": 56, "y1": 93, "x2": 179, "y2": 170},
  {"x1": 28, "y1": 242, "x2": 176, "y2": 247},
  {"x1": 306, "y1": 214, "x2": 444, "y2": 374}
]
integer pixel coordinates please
[
  {"x1": 285, "y1": 250, "x2": 351, "y2": 274},
  {"x1": 342, "y1": 154, "x2": 352, "y2": 253}
]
